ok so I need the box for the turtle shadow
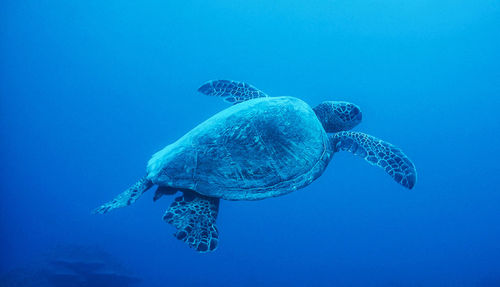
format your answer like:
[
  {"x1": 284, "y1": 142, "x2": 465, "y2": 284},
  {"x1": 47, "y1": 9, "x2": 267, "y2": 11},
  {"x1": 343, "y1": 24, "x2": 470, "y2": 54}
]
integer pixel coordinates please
[{"x1": 0, "y1": 244, "x2": 141, "y2": 287}]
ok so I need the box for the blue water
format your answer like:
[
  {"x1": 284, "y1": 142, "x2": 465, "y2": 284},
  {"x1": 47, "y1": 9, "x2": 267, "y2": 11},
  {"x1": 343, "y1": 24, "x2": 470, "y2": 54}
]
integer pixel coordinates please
[{"x1": 1, "y1": 1, "x2": 499, "y2": 286}]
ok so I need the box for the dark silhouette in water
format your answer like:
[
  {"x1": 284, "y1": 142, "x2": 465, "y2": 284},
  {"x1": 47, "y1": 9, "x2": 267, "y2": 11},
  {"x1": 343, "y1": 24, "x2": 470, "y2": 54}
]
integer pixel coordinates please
[{"x1": 0, "y1": 245, "x2": 141, "y2": 287}]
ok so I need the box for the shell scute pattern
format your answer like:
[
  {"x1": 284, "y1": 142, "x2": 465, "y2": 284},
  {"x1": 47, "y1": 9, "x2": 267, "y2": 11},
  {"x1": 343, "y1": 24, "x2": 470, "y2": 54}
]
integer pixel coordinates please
[{"x1": 190, "y1": 97, "x2": 329, "y2": 199}]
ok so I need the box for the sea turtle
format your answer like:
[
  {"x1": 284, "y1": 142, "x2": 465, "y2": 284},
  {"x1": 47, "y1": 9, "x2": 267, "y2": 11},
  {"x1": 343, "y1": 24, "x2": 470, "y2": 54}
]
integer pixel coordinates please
[{"x1": 94, "y1": 80, "x2": 417, "y2": 253}]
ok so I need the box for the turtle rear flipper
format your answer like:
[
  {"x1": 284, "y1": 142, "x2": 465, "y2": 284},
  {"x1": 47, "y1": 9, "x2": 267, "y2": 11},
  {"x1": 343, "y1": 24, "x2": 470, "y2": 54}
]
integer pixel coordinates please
[
  {"x1": 93, "y1": 176, "x2": 153, "y2": 214},
  {"x1": 163, "y1": 191, "x2": 219, "y2": 253},
  {"x1": 331, "y1": 131, "x2": 417, "y2": 189}
]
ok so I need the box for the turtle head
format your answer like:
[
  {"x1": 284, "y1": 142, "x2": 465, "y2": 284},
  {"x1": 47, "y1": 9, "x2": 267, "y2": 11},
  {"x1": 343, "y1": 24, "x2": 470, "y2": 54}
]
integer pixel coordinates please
[{"x1": 313, "y1": 101, "x2": 362, "y2": 133}]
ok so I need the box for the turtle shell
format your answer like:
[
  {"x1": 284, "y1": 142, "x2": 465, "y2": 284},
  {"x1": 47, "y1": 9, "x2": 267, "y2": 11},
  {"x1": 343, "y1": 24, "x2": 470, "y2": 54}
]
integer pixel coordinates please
[{"x1": 147, "y1": 96, "x2": 332, "y2": 200}]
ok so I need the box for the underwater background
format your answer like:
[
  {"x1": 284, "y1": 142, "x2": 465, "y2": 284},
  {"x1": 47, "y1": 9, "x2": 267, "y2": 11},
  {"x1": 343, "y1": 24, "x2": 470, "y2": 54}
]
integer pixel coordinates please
[{"x1": 1, "y1": 0, "x2": 499, "y2": 286}]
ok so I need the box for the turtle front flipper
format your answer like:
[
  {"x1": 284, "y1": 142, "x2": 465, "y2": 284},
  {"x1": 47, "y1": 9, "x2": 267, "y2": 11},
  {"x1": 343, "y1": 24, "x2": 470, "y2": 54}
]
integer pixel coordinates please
[
  {"x1": 163, "y1": 191, "x2": 219, "y2": 252},
  {"x1": 93, "y1": 176, "x2": 153, "y2": 214},
  {"x1": 330, "y1": 131, "x2": 417, "y2": 189},
  {"x1": 198, "y1": 79, "x2": 268, "y2": 104}
]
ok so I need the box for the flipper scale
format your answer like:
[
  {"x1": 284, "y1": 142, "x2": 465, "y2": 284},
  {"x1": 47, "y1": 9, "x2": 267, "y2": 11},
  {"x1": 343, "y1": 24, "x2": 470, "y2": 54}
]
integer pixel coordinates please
[
  {"x1": 93, "y1": 176, "x2": 153, "y2": 214},
  {"x1": 163, "y1": 191, "x2": 220, "y2": 252},
  {"x1": 198, "y1": 80, "x2": 268, "y2": 104},
  {"x1": 331, "y1": 131, "x2": 417, "y2": 189}
]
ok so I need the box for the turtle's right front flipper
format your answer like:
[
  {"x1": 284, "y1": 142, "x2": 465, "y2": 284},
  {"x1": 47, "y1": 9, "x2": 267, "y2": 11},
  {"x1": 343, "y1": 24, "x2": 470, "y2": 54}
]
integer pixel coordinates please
[
  {"x1": 163, "y1": 191, "x2": 219, "y2": 253},
  {"x1": 330, "y1": 131, "x2": 417, "y2": 189}
]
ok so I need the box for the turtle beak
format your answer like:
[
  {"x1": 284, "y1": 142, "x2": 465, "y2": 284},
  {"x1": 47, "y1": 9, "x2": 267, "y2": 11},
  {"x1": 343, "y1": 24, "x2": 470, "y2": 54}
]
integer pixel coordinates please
[
  {"x1": 350, "y1": 105, "x2": 362, "y2": 125},
  {"x1": 354, "y1": 108, "x2": 362, "y2": 122}
]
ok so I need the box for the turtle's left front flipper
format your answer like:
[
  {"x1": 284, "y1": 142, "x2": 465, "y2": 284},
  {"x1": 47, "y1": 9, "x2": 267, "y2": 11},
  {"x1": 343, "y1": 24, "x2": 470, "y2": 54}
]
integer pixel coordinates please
[
  {"x1": 198, "y1": 79, "x2": 268, "y2": 104},
  {"x1": 163, "y1": 191, "x2": 220, "y2": 253},
  {"x1": 330, "y1": 131, "x2": 417, "y2": 189}
]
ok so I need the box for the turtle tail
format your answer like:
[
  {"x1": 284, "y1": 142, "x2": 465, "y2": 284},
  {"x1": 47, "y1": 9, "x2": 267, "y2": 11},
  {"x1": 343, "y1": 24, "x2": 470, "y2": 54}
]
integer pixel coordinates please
[{"x1": 93, "y1": 176, "x2": 154, "y2": 214}]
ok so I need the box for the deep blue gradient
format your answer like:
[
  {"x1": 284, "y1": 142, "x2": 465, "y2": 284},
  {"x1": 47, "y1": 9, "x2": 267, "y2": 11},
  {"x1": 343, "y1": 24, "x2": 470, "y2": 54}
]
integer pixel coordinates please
[{"x1": 1, "y1": 1, "x2": 499, "y2": 286}]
